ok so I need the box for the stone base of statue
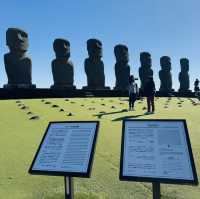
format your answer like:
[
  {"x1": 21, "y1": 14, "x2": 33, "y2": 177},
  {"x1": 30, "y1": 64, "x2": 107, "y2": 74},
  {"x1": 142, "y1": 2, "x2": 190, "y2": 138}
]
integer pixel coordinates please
[
  {"x1": 178, "y1": 89, "x2": 192, "y2": 93},
  {"x1": 50, "y1": 84, "x2": 76, "y2": 90},
  {"x1": 82, "y1": 86, "x2": 110, "y2": 90},
  {"x1": 113, "y1": 85, "x2": 129, "y2": 91},
  {"x1": 3, "y1": 84, "x2": 36, "y2": 89}
]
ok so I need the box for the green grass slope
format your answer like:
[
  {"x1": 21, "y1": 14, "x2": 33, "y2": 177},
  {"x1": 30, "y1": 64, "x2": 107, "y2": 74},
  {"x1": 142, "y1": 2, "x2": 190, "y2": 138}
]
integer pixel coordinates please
[{"x1": 0, "y1": 97, "x2": 199, "y2": 199}]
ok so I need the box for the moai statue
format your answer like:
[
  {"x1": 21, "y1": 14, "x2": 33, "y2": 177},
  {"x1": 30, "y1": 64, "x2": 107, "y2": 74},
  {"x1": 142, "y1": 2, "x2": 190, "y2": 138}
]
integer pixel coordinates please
[
  {"x1": 4, "y1": 28, "x2": 36, "y2": 88},
  {"x1": 51, "y1": 39, "x2": 75, "y2": 89},
  {"x1": 83, "y1": 39, "x2": 109, "y2": 90},
  {"x1": 159, "y1": 56, "x2": 173, "y2": 93},
  {"x1": 179, "y1": 58, "x2": 190, "y2": 92},
  {"x1": 139, "y1": 52, "x2": 153, "y2": 91},
  {"x1": 114, "y1": 44, "x2": 130, "y2": 90}
]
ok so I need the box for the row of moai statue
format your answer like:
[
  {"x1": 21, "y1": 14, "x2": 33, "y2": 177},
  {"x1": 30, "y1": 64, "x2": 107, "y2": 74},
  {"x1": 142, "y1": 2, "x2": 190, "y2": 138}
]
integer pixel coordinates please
[{"x1": 3, "y1": 28, "x2": 191, "y2": 93}]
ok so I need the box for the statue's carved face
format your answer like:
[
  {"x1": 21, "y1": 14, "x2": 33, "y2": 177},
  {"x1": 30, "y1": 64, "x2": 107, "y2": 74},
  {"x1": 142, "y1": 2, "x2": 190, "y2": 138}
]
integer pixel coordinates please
[
  {"x1": 87, "y1": 39, "x2": 102, "y2": 59},
  {"x1": 160, "y1": 56, "x2": 171, "y2": 71},
  {"x1": 140, "y1": 52, "x2": 151, "y2": 68},
  {"x1": 53, "y1": 39, "x2": 70, "y2": 59},
  {"x1": 114, "y1": 45, "x2": 129, "y2": 64},
  {"x1": 6, "y1": 28, "x2": 29, "y2": 52},
  {"x1": 180, "y1": 59, "x2": 189, "y2": 72}
]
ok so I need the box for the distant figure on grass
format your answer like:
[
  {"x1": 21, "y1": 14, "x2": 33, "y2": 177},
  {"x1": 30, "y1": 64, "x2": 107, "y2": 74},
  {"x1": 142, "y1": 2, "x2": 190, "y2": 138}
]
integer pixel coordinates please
[
  {"x1": 194, "y1": 79, "x2": 200, "y2": 97},
  {"x1": 128, "y1": 75, "x2": 138, "y2": 111},
  {"x1": 144, "y1": 76, "x2": 156, "y2": 114}
]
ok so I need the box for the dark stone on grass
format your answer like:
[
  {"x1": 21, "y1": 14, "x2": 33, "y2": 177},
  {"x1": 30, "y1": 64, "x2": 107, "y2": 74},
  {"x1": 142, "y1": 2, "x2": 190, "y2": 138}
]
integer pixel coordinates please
[
  {"x1": 27, "y1": 111, "x2": 33, "y2": 115},
  {"x1": 51, "y1": 104, "x2": 59, "y2": 108},
  {"x1": 101, "y1": 103, "x2": 105, "y2": 106},
  {"x1": 121, "y1": 109, "x2": 128, "y2": 112},
  {"x1": 41, "y1": 99, "x2": 45, "y2": 102},
  {"x1": 16, "y1": 100, "x2": 21, "y2": 103},
  {"x1": 67, "y1": 112, "x2": 73, "y2": 116},
  {"x1": 99, "y1": 111, "x2": 106, "y2": 114},
  {"x1": 18, "y1": 104, "x2": 23, "y2": 107},
  {"x1": 29, "y1": 116, "x2": 39, "y2": 120},
  {"x1": 81, "y1": 104, "x2": 84, "y2": 107},
  {"x1": 65, "y1": 99, "x2": 69, "y2": 101},
  {"x1": 70, "y1": 101, "x2": 75, "y2": 104},
  {"x1": 111, "y1": 106, "x2": 116, "y2": 109},
  {"x1": 142, "y1": 107, "x2": 147, "y2": 110},
  {"x1": 21, "y1": 106, "x2": 29, "y2": 110},
  {"x1": 45, "y1": 101, "x2": 51, "y2": 104},
  {"x1": 59, "y1": 108, "x2": 64, "y2": 112}
]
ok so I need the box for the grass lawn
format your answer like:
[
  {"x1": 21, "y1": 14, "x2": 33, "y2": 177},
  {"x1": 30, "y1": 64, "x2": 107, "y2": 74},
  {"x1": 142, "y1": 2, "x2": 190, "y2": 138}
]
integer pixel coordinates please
[{"x1": 0, "y1": 97, "x2": 199, "y2": 199}]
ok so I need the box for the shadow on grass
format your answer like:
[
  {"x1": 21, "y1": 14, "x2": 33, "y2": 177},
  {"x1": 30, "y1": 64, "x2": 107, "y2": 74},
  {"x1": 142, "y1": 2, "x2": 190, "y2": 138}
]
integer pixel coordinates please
[
  {"x1": 43, "y1": 192, "x2": 103, "y2": 199},
  {"x1": 112, "y1": 114, "x2": 146, "y2": 121},
  {"x1": 93, "y1": 109, "x2": 128, "y2": 119}
]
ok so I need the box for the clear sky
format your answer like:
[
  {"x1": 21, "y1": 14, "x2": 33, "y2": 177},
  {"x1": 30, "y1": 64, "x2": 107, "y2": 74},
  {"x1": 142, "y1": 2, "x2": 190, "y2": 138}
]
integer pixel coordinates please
[{"x1": 0, "y1": 0, "x2": 200, "y2": 90}]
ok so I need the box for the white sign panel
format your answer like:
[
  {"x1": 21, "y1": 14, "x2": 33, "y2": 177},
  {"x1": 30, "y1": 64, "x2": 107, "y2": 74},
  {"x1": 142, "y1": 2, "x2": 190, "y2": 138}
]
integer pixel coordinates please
[
  {"x1": 31, "y1": 122, "x2": 98, "y2": 174},
  {"x1": 122, "y1": 120, "x2": 195, "y2": 181}
]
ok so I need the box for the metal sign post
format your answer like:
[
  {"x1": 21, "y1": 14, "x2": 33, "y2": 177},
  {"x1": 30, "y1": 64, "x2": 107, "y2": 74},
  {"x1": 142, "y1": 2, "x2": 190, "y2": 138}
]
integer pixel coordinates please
[
  {"x1": 152, "y1": 182, "x2": 160, "y2": 199},
  {"x1": 64, "y1": 176, "x2": 74, "y2": 199}
]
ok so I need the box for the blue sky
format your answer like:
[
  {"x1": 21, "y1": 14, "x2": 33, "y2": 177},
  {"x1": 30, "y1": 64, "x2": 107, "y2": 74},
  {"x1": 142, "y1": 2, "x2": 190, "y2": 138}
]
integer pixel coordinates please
[{"x1": 0, "y1": 0, "x2": 200, "y2": 90}]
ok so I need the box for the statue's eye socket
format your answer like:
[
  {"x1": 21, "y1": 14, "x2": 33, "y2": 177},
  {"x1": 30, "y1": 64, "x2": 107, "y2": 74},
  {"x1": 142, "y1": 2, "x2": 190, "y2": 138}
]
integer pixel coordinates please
[{"x1": 17, "y1": 34, "x2": 24, "y2": 40}]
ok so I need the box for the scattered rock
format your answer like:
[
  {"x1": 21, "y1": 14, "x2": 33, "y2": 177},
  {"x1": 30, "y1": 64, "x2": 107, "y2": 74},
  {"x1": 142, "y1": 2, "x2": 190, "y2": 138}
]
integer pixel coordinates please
[
  {"x1": 121, "y1": 109, "x2": 128, "y2": 112},
  {"x1": 29, "y1": 116, "x2": 40, "y2": 120},
  {"x1": 99, "y1": 111, "x2": 106, "y2": 114},
  {"x1": 111, "y1": 106, "x2": 116, "y2": 109},
  {"x1": 21, "y1": 106, "x2": 29, "y2": 110},
  {"x1": 101, "y1": 104, "x2": 105, "y2": 106},
  {"x1": 16, "y1": 100, "x2": 21, "y2": 103},
  {"x1": 70, "y1": 101, "x2": 75, "y2": 104},
  {"x1": 81, "y1": 104, "x2": 85, "y2": 107},
  {"x1": 51, "y1": 104, "x2": 59, "y2": 108},
  {"x1": 27, "y1": 112, "x2": 33, "y2": 115},
  {"x1": 59, "y1": 109, "x2": 64, "y2": 112},
  {"x1": 45, "y1": 101, "x2": 51, "y2": 104},
  {"x1": 67, "y1": 112, "x2": 73, "y2": 116},
  {"x1": 65, "y1": 99, "x2": 69, "y2": 101},
  {"x1": 41, "y1": 99, "x2": 45, "y2": 102}
]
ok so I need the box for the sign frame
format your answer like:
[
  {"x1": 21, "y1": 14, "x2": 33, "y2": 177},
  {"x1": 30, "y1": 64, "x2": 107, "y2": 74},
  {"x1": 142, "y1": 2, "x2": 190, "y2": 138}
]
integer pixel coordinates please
[
  {"x1": 29, "y1": 121, "x2": 99, "y2": 178},
  {"x1": 119, "y1": 119, "x2": 198, "y2": 185}
]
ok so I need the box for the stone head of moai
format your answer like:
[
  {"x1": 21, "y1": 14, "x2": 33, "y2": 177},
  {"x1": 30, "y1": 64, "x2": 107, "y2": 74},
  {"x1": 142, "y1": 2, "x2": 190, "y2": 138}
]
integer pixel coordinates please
[
  {"x1": 180, "y1": 58, "x2": 189, "y2": 72},
  {"x1": 140, "y1": 52, "x2": 152, "y2": 68},
  {"x1": 114, "y1": 44, "x2": 129, "y2": 64},
  {"x1": 53, "y1": 39, "x2": 70, "y2": 60},
  {"x1": 160, "y1": 56, "x2": 171, "y2": 71},
  {"x1": 6, "y1": 28, "x2": 29, "y2": 56},
  {"x1": 87, "y1": 39, "x2": 102, "y2": 61}
]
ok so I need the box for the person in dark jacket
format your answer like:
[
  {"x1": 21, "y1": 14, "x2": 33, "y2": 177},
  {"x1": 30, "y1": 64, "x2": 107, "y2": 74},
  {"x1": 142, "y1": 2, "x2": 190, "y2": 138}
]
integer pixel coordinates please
[
  {"x1": 128, "y1": 75, "x2": 138, "y2": 110},
  {"x1": 144, "y1": 76, "x2": 156, "y2": 114}
]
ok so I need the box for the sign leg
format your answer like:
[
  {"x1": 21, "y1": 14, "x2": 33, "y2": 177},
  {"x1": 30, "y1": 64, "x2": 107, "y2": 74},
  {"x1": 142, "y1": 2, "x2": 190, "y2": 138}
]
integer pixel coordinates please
[
  {"x1": 152, "y1": 182, "x2": 160, "y2": 199},
  {"x1": 64, "y1": 177, "x2": 74, "y2": 199}
]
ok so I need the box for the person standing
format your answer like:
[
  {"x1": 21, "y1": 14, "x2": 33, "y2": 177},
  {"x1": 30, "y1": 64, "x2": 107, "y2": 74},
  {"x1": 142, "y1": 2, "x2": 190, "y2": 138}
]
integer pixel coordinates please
[
  {"x1": 128, "y1": 75, "x2": 138, "y2": 111},
  {"x1": 194, "y1": 78, "x2": 200, "y2": 96},
  {"x1": 144, "y1": 76, "x2": 156, "y2": 114}
]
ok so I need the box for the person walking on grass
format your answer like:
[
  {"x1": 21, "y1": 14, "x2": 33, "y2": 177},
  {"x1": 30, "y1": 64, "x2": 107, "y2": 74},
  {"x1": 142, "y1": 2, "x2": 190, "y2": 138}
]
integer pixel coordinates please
[
  {"x1": 144, "y1": 76, "x2": 156, "y2": 114},
  {"x1": 128, "y1": 75, "x2": 138, "y2": 111}
]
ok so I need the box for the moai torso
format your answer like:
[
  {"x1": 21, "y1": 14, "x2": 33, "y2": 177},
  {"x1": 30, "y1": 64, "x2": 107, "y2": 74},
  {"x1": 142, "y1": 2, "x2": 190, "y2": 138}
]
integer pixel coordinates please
[
  {"x1": 139, "y1": 52, "x2": 153, "y2": 91},
  {"x1": 159, "y1": 56, "x2": 172, "y2": 92},
  {"x1": 4, "y1": 28, "x2": 35, "y2": 88},
  {"x1": 84, "y1": 39, "x2": 108, "y2": 89},
  {"x1": 51, "y1": 39, "x2": 75, "y2": 89},
  {"x1": 114, "y1": 44, "x2": 130, "y2": 90},
  {"x1": 179, "y1": 58, "x2": 190, "y2": 92}
]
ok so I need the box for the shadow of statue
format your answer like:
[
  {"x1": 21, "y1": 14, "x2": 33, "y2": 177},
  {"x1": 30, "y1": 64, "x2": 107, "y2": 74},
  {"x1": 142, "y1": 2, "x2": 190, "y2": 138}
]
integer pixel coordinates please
[
  {"x1": 93, "y1": 109, "x2": 128, "y2": 119},
  {"x1": 112, "y1": 114, "x2": 146, "y2": 122}
]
